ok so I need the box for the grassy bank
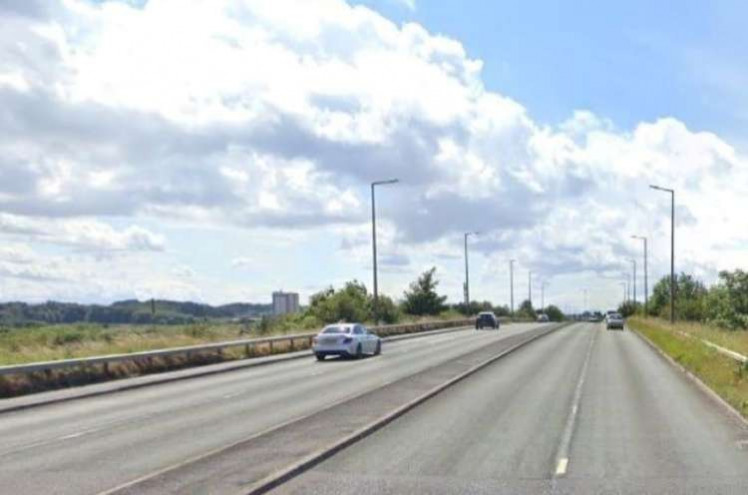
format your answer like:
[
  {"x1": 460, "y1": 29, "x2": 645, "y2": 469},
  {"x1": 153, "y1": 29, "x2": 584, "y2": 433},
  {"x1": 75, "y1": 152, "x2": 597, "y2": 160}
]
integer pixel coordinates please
[
  {"x1": 628, "y1": 317, "x2": 748, "y2": 419},
  {"x1": 0, "y1": 322, "x2": 258, "y2": 366}
]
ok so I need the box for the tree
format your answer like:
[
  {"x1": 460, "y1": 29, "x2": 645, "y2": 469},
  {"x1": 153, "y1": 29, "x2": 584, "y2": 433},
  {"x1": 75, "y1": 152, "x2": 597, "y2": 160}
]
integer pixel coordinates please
[
  {"x1": 516, "y1": 299, "x2": 535, "y2": 319},
  {"x1": 617, "y1": 301, "x2": 641, "y2": 318},
  {"x1": 453, "y1": 300, "x2": 493, "y2": 316},
  {"x1": 705, "y1": 270, "x2": 748, "y2": 329},
  {"x1": 307, "y1": 281, "x2": 372, "y2": 323},
  {"x1": 402, "y1": 267, "x2": 447, "y2": 316},
  {"x1": 375, "y1": 295, "x2": 401, "y2": 324},
  {"x1": 493, "y1": 305, "x2": 511, "y2": 317},
  {"x1": 649, "y1": 273, "x2": 707, "y2": 321},
  {"x1": 544, "y1": 305, "x2": 564, "y2": 322}
]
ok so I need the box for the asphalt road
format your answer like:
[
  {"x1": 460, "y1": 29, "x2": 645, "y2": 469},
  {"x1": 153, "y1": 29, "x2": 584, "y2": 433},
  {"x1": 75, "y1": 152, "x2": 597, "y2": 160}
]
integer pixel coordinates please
[
  {"x1": 274, "y1": 323, "x2": 748, "y2": 494},
  {"x1": 0, "y1": 322, "x2": 545, "y2": 495}
]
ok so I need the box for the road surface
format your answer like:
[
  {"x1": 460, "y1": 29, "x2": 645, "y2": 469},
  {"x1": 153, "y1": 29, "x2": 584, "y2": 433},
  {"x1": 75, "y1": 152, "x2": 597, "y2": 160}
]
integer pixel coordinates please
[
  {"x1": 0, "y1": 323, "x2": 544, "y2": 495},
  {"x1": 274, "y1": 323, "x2": 748, "y2": 494}
]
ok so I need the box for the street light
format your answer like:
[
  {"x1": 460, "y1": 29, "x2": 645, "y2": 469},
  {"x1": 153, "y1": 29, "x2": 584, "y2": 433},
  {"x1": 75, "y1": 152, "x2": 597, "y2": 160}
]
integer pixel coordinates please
[
  {"x1": 629, "y1": 258, "x2": 637, "y2": 306},
  {"x1": 631, "y1": 235, "x2": 648, "y2": 314},
  {"x1": 463, "y1": 231, "x2": 479, "y2": 307},
  {"x1": 541, "y1": 281, "x2": 549, "y2": 312},
  {"x1": 528, "y1": 270, "x2": 533, "y2": 307},
  {"x1": 650, "y1": 184, "x2": 675, "y2": 324},
  {"x1": 371, "y1": 178, "x2": 398, "y2": 322},
  {"x1": 509, "y1": 259, "x2": 516, "y2": 317}
]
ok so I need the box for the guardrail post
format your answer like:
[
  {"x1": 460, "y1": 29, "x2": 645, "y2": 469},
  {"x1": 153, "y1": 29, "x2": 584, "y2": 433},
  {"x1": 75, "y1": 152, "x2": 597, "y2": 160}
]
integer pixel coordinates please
[
  {"x1": 245, "y1": 344, "x2": 251, "y2": 357},
  {"x1": 289, "y1": 338, "x2": 295, "y2": 352},
  {"x1": 269, "y1": 340, "x2": 274, "y2": 354}
]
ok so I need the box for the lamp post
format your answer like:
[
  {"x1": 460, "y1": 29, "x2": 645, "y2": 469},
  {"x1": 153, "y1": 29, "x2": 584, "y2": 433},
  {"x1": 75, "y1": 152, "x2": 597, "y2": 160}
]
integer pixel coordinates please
[
  {"x1": 650, "y1": 185, "x2": 675, "y2": 324},
  {"x1": 463, "y1": 231, "x2": 479, "y2": 307},
  {"x1": 541, "y1": 281, "x2": 548, "y2": 312},
  {"x1": 632, "y1": 235, "x2": 648, "y2": 315},
  {"x1": 630, "y1": 258, "x2": 637, "y2": 306},
  {"x1": 509, "y1": 259, "x2": 515, "y2": 317},
  {"x1": 528, "y1": 270, "x2": 533, "y2": 307},
  {"x1": 371, "y1": 178, "x2": 398, "y2": 321}
]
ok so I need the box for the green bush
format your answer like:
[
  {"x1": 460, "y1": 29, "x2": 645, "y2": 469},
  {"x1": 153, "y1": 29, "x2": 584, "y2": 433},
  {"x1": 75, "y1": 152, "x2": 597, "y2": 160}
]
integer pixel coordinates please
[{"x1": 402, "y1": 268, "x2": 447, "y2": 316}]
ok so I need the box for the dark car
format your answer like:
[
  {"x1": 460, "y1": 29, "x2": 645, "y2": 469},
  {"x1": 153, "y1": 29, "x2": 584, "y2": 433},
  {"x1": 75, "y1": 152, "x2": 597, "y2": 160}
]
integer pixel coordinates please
[{"x1": 475, "y1": 311, "x2": 499, "y2": 329}]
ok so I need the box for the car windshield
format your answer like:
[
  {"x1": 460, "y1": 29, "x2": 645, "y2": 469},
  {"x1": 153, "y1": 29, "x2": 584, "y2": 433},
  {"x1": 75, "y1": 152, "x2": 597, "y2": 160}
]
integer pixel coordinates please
[{"x1": 322, "y1": 326, "x2": 351, "y2": 334}]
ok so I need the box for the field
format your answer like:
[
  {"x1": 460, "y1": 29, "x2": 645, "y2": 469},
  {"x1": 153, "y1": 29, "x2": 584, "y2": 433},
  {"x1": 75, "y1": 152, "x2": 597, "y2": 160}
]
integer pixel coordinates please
[{"x1": 628, "y1": 317, "x2": 748, "y2": 419}]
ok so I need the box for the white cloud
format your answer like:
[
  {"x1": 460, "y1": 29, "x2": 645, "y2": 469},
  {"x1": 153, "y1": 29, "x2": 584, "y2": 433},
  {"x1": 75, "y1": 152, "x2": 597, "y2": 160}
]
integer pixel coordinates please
[
  {"x1": 0, "y1": 214, "x2": 164, "y2": 252},
  {"x1": 0, "y1": 0, "x2": 746, "y2": 307},
  {"x1": 231, "y1": 257, "x2": 254, "y2": 269}
]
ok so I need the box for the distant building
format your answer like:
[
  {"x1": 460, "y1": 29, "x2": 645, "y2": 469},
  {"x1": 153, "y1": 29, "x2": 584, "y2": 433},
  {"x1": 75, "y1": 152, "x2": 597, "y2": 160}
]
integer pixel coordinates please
[{"x1": 272, "y1": 291, "x2": 300, "y2": 315}]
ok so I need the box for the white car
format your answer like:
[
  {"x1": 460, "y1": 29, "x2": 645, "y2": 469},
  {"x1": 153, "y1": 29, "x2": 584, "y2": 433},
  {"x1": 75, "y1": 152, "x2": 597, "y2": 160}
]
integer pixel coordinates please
[
  {"x1": 312, "y1": 323, "x2": 381, "y2": 361},
  {"x1": 606, "y1": 313, "x2": 625, "y2": 330}
]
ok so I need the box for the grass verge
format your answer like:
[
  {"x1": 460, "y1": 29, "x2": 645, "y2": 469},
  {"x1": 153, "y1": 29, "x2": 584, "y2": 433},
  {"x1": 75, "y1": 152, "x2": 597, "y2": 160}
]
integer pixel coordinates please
[
  {"x1": 628, "y1": 317, "x2": 748, "y2": 419},
  {"x1": 0, "y1": 318, "x2": 471, "y2": 398}
]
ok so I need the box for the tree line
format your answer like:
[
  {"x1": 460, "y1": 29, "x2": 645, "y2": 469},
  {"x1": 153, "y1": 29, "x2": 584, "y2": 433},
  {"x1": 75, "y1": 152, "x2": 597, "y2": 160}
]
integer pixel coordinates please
[
  {"x1": 294, "y1": 267, "x2": 565, "y2": 326},
  {"x1": 618, "y1": 269, "x2": 748, "y2": 330},
  {"x1": 0, "y1": 300, "x2": 272, "y2": 326},
  {"x1": 1, "y1": 267, "x2": 566, "y2": 328}
]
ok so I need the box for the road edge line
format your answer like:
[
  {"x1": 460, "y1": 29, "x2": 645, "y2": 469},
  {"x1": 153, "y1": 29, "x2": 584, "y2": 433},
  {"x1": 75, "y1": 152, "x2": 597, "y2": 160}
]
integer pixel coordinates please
[
  {"x1": 0, "y1": 326, "x2": 474, "y2": 415},
  {"x1": 243, "y1": 322, "x2": 571, "y2": 495},
  {"x1": 630, "y1": 325, "x2": 748, "y2": 430}
]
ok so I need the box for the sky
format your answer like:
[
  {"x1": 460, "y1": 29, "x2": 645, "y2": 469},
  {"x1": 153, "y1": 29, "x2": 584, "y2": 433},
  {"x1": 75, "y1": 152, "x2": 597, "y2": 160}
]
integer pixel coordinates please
[{"x1": 1, "y1": 0, "x2": 747, "y2": 312}]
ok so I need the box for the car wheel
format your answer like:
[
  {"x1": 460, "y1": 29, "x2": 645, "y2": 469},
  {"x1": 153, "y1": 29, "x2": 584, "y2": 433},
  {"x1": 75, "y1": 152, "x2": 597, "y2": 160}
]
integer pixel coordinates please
[
  {"x1": 355, "y1": 344, "x2": 363, "y2": 359},
  {"x1": 315, "y1": 353, "x2": 325, "y2": 361},
  {"x1": 374, "y1": 341, "x2": 381, "y2": 356}
]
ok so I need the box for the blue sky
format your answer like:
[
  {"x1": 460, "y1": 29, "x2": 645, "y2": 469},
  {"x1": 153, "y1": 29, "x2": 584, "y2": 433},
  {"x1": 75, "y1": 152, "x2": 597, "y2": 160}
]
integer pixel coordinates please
[
  {"x1": 1, "y1": 0, "x2": 747, "y2": 312},
  {"x1": 359, "y1": 0, "x2": 748, "y2": 144}
]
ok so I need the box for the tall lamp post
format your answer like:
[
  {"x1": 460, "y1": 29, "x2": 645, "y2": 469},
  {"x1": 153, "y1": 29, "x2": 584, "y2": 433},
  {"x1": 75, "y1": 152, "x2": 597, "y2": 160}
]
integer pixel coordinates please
[
  {"x1": 528, "y1": 270, "x2": 533, "y2": 307},
  {"x1": 629, "y1": 258, "x2": 637, "y2": 306},
  {"x1": 650, "y1": 185, "x2": 675, "y2": 324},
  {"x1": 509, "y1": 259, "x2": 515, "y2": 317},
  {"x1": 632, "y1": 235, "x2": 648, "y2": 315},
  {"x1": 541, "y1": 281, "x2": 548, "y2": 312},
  {"x1": 463, "y1": 231, "x2": 479, "y2": 307},
  {"x1": 371, "y1": 178, "x2": 398, "y2": 322}
]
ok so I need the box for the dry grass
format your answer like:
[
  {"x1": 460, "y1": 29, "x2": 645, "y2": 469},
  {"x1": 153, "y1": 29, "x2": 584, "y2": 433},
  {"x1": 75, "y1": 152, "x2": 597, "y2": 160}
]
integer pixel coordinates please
[
  {"x1": 0, "y1": 322, "x2": 319, "y2": 366},
  {"x1": 0, "y1": 325, "x2": 315, "y2": 397},
  {"x1": 629, "y1": 317, "x2": 748, "y2": 418}
]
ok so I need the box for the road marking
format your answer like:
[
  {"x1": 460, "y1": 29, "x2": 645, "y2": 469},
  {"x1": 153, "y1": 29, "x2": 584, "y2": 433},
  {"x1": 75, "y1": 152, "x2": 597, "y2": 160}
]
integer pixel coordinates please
[
  {"x1": 59, "y1": 431, "x2": 87, "y2": 440},
  {"x1": 555, "y1": 458, "x2": 569, "y2": 475},
  {"x1": 552, "y1": 325, "x2": 597, "y2": 479}
]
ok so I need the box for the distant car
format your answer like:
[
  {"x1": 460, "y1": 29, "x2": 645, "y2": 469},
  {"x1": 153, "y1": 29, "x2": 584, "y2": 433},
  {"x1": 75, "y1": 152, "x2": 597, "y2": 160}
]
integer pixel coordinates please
[
  {"x1": 537, "y1": 313, "x2": 550, "y2": 322},
  {"x1": 606, "y1": 313, "x2": 625, "y2": 330},
  {"x1": 475, "y1": 311, "x2": 500, "y2": 329},
  {"x1": 312, "y1": 323, "x2": 381, "y2": 360}
]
